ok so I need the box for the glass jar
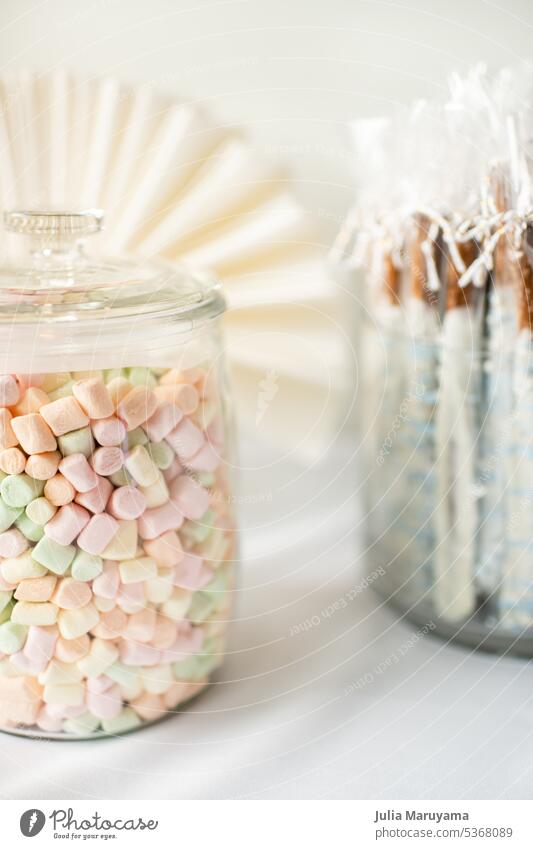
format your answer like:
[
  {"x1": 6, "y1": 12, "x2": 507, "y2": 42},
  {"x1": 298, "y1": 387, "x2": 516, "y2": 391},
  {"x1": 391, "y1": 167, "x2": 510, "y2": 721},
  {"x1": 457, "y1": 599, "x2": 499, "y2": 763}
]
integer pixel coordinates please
[
  {"x1": 361, "y1": 292, "x2": 533, "y2": 658},
  {"x1": 0, "y1": 210, "x2": 237, "y2": 738}
]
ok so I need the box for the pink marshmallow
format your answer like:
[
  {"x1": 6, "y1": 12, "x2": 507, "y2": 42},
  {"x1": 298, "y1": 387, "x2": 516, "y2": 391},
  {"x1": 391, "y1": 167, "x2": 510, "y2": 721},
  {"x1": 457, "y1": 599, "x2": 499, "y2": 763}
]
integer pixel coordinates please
[
  {"x1": 120, "y1": 640, "x2": 161, "y2": 666},
  {"x1": 22, "y1": 625, "x2": 58, "y2": 671},
  {"x1": 143, "y1": 530, "x2": 183, "y2": 567},
  {"x1": 91, "y1": 416, "x2": 126, "y2": 447},
  {"x1": 86, "y1": 683, "x2": 123, "y2": 720},
  {"x1": 0, "y1": 374, "x2": 20, "y2": 407},
  {"x1": 36, "y1": 705, "x2": 64, "y2": 733},
  {"x1": 92, "y1": 562, "x2": 120, "y2": 599},
  {"x1": 116, "y1": 581, "x2": 145, "y2": 614},
  {"x1": 45, "y1": 503, "x2": 90, "y2": 545},
  {"x1": 166, "y1": 417, "x2": 204, "y2": 460},
  {"x1": 72, "y1": 378, "x2": 114, "y2": 420},
  {"x1": 162, "y1": 456, "x2": 183, "y2": 483},
  {"x1": 77, "y1": 513, "x2": 119, "y2": 555},
  {"x1": 90, "y1": 446, "x2": 124, "y2": 476},
  {"x1": 144, "y1": 402, "x2": 183, "y2": 442},
  {"x1": 160, "y1": 626, "x2": 203, "y2": 663},
  {"x1": 10, "y1": 650, "x2": 43, "y2": 675},
  {"x1": 117, "y1": 386, "x2": 158, "y2": 431},
  {"x1": 0, "y1": 528, "x2": 28, "y2": 557},
  {"x1": 107, "y1": 485, "x2": 146, "y2": 520},
  {"x1": 124, "y1": 608, "x2": 156, "y2": 643},
  {"x1": 59, "y1": 453, "x2": 99, "y2": 493},
  {"x1": 170, "y1": 475, "x2": 210, "y2": 520},
  {"x1": 86, "y1": 675, "x2": 114, "y2": 694},
  {"x1": 185, "y1": 441, "x2": 220, "y2": 472},
  {"x1": 75, "y1": 475, "x2": 113, "y2": 514},
  {"x1": 137, "y1": 500, "x2": 184, "y2": 540},
  {"x1": 173, "y1": 553, "x2": 214, "y2": 590}
]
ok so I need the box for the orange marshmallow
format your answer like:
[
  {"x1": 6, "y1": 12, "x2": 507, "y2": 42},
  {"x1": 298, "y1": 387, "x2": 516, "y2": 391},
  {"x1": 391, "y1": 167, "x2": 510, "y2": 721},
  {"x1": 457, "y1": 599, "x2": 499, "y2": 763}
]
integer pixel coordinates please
[
  {"x1": 0, "y1": 409, "x2": 18, "y2": 450},
  {"x1": 91, "y1": 607, "x2": 127, "y2": 639},
  {"x1": 0, "y1": 675, "x2": 43, "y2": 726},
  {"x1": 143, "y1": 530, "x2": 183, "y2": 567},
  {"x1": 11, "y1": 413, "x2": 57, "y2": 454},
  {"x1": 12, "y1": 387, "x2": 50, "y2": 416},
  {"x1": 72, "y1": 378, "x2": 114, "y2": 419},
  {"x1": 107, "y1": 377, "x2": 132, "y2": 407},
  {"x1": 44, "y1": 473, "x2": 75, "y2": 507},
  {"x1": 154, "y1": 383, "x2": 199, "y2": 414},
  {"x1": 25, "y1": 451, "x2": 61, "y2": 481},
  {"x1": 52, "y1": 577, "x2": 92, "y2": 610},
  {"x1": 0, "y1": 447, "x2": 26, "y2": 475},
  {"x1": 40, "y1": 397, "x2": 89, "y2": 436},
  {"x1": 14, "y1": 574, "x2": 57, "y2": 602},
  {"x1": 55, "y1": 634, "x2": 90, "y2": 663},
  {"x1": 130, "y1": 692, "x2": 166, "y2": 721},
  {"x1": 118, "y1": 386, "x2": 157, "y2": 430}
]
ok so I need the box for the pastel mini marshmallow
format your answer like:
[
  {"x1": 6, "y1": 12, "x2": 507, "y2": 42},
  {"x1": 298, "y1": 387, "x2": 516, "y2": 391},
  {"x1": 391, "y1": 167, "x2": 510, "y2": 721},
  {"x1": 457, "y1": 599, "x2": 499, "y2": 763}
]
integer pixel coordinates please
[
  {"x1": 0, "y1": 375, "x2": 20, "y2": 407},
  {"x1": 170, "y1": 475, "x2": 210, "y2": 520},
  {"x1": 44, "y1": 473, "x2": 76, "y2": 507},
  {"x1": 25, "y1": 452, "x2": 61, "y2": 482},
  {"x1": 155, "y1": 382, "x2": 199, "y2": 414},
  {"x1": 92, "y1": 562, "x2": 120, "y2": 599},
  {"x1": 39, "y1": 660, "x2": 83, "y2": 685},
  {"x1": 0, "y1": 447, "x2": 26, "y2": 475},
  {"x1": 144, "y1": 402, "x2": 183, "y2": 442},
  {"x1": 75, "y1": 475, "x2": 113, "y2": 514},
  {"x1": 116, "y1": 581, "x2": 145, "y2": 614},
  {"x1": 124, "y1": 608, "x2": 156, "y2": 643},
  {"x1": 173, "y1": 553, "x2": 214, "y2": 591},
  {"x1": 44, "y1": 503, "x2": 90, "y2": 545},
  {"x1": 91, "y1": 607, "x2": 127, "y2": 640},
  {"x1": 12, "y1": 386, "x2": 49, "y2": 416},
  {"x1": 124, "y1": 445, "x2": 159, "y2": 487},
  {"x1": 26, "y1": 497, "x2": 57, "y2": 526},
  {"x1": 11, "y1": 601, "x2": 58, "y2": 626},
  {"x1": 186, "y1": 441, "x2": 220, "y2": 473},
  {"x1": 91, "y1": 446, "x2": 124, "y2": 477},
  {"x1": 142, "y1": 663, "x2": 174, "y2": 695},
  {"x1": 129, "y1": 692, "x2": 166, "y2": 721},
  {"x1": 107, "y1": 486, "x2": 146, "y2": 520},
  {"x1": 137, "y1": 500, "x2": 183, "y2": 540},
  {"x1": 1, "y1": 553, "x2": 46, "y2": 583},
  {"x1": 118, "y1": 386, "x2": 157, "y2": 430},
  {"x1": 43, "y1": 682, "x2": 84, "y2": 707},
  {"x1": 165, "y1": 417, "x2": 204, "y2": 460},
  {"x1": 143, "y1": 530, "x2": 183, "y2": 568},
  {"x1": 77, "y1": 638, "x2": 119, "y2": 678},
  {"x1": 52, "y1": 578, "x2": 92, "y2": 610},
  {"x1": 59, "y1": 453, "x2": 99, "y2": 493},
  {"x1": 40, "y1": 396, "x2": 89, "y2": 436},
  {"x1": 139, "y1": 472, "x2": 169, "y2": 509},
  {"x1": 21, "y1": 625, "x2": 57, "y2": 669},
  {"x1": 76, "y1": 513, "x2": 118, "y2": 555},
  {"x1": 100, "y1": 520, "x2": 137, "y2": 561},
  {"x1": 91, "y1": 416, "x2": 126, "y2": 447},
  {"x1": 0, "y1": 409, "x2": 18, "y2": 450},
  {"x1": 119, "y1": 557, "x2": 157, "y2": 585},
  {"x1": 14, "y1": 575, "x2": 57, "y2": 603},
  {"x1": 86, "y1": 682, "x2": 122, "y2": 719},
  {"x1": 11, "y1": 413, "x2": 57, "y2": 454},
  {"x1": 120, "y1": 640, "x2": 160, "y2": 666},
  {"x1": 106, "y1": 377, "x2": 132, "y2": 407},
  {"x1": 161, "y1": 589, "x2": 192, "y2": 622},
  {"x1": 58, "y1": 602, "x2": 100, "y2": 640},
  {"x1": 0, "y1": 528, "x2": 28, "y2": 557},
  {"x1": 55, "y1": 634, "x2": 90, "y2": 663},
  {"x1": 72, "y1": 378, "x2": 114, "y2": 419}
]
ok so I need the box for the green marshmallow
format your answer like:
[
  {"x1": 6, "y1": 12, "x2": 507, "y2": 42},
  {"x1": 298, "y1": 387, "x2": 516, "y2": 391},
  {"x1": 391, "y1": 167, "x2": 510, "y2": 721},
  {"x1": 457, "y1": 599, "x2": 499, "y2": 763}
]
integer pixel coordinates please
[
  {"x1": 0, "y1": 500, "x2": 23, "y2": 533},
  {"x1": 48, "y1": 380, "x2": 76, "y2": 400},
  {"x1": 32, "y1": 536, "x2": 76, "y2": 575},
  {"x1": 196, "y1": 472, "x2": 215, "y2": 488},
  {"x1": 15, "y1": 514, "x2": 44, "y2": 542},
  {"x1": 0, "y1": 590, "x2": 13, "y2": 614},
  {"x1": 186, "y1": 592, "x2": 217, "y2": 624},
  {"x1": 127, "y1": 427, "x2": 148, "y2": 449},
  {"x1": 109, "y1": 468, "x2": 134, "y2": 487},
  {"x1": 104, "y1": 368, "x2": 129, "y2": 383},
  {"x1": 0, "y1": 601, "x2": 14, "y2": 625},
  {"x1": 1, "y1": 474, "x2": 44, "y2": 508},
  {"x1": 173, "y1": 650, "x2": 220, "y2": 682},
  {"x1": 58, "y1": 427, "x2": 95, "y2": 458},
  {"x1": 71, "y1": 551, "x2": 103, "y2": 581},
  {"x1": 127, "y1": 367, "x2": 157, "y2": 387},
  {"x1": 203, "y1": 566, "x2": 229, "y2": 598},
  {"x1": 181, "y1": 509, "x2": 215, "y2": 545},
  {"x1": 147, "y1": 441, "x2": 174, "y2": 470},
  {"x1": 63, "y1": 712, "x2": 100, "y2": 736},
  {"x1": 0, "y1": 622, "x2": 27, "y2": 654},
  {"x1": 101, "y1": 708, "x2": 141, "y2": 735},
  {"x1": 26, "y1": 497, "x2": 57, "y2": 526}
]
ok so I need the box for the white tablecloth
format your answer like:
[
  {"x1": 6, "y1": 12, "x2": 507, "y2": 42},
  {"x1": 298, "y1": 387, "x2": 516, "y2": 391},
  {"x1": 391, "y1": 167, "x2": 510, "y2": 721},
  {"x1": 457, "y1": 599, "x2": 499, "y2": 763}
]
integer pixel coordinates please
[{"x1": 1, "y1": 436, "x2": 531, "y2": 800}]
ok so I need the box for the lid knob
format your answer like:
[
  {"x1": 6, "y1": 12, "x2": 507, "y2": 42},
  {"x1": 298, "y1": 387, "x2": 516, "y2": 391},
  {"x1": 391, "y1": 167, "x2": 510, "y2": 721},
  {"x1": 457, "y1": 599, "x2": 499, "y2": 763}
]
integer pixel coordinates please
[{"x1": 4, "y1": 209, "x2": 103, "y2": 238}]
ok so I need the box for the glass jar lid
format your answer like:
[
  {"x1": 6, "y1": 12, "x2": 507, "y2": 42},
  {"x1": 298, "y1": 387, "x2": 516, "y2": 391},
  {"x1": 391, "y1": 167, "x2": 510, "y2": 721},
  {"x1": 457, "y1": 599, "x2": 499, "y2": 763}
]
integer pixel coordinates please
[{"x1": 0, "y1": 209, "x2": 224, "y2": 325}]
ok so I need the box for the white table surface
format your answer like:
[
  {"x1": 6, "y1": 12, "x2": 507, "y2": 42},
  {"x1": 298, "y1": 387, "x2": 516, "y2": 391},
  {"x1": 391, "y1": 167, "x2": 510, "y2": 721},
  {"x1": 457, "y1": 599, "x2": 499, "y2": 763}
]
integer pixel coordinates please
[{"x1": 1, "y1": 434, "x2": 532, "y2": 801}]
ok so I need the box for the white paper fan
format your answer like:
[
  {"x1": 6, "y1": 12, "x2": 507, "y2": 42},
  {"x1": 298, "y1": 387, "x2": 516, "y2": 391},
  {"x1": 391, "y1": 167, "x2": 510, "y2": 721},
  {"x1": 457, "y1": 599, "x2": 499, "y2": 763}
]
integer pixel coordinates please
[{"x1": 0, "y1": 71, "x2": 349, "y2": 458}]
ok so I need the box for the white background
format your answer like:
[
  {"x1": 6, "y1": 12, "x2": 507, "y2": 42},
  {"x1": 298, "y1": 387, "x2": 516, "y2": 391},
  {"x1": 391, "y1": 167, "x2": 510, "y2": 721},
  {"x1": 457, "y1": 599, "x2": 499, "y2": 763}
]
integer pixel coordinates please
[{"x1": 0, "y1": 0, "x2": 533, "y2": 801}]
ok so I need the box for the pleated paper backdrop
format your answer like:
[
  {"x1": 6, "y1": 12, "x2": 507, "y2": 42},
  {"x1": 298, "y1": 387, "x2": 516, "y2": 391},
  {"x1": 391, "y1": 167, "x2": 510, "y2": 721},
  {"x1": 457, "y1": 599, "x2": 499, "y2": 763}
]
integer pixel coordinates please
[{"x1": 0, "y1": 71, "x2": 349, "y2": 459}]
